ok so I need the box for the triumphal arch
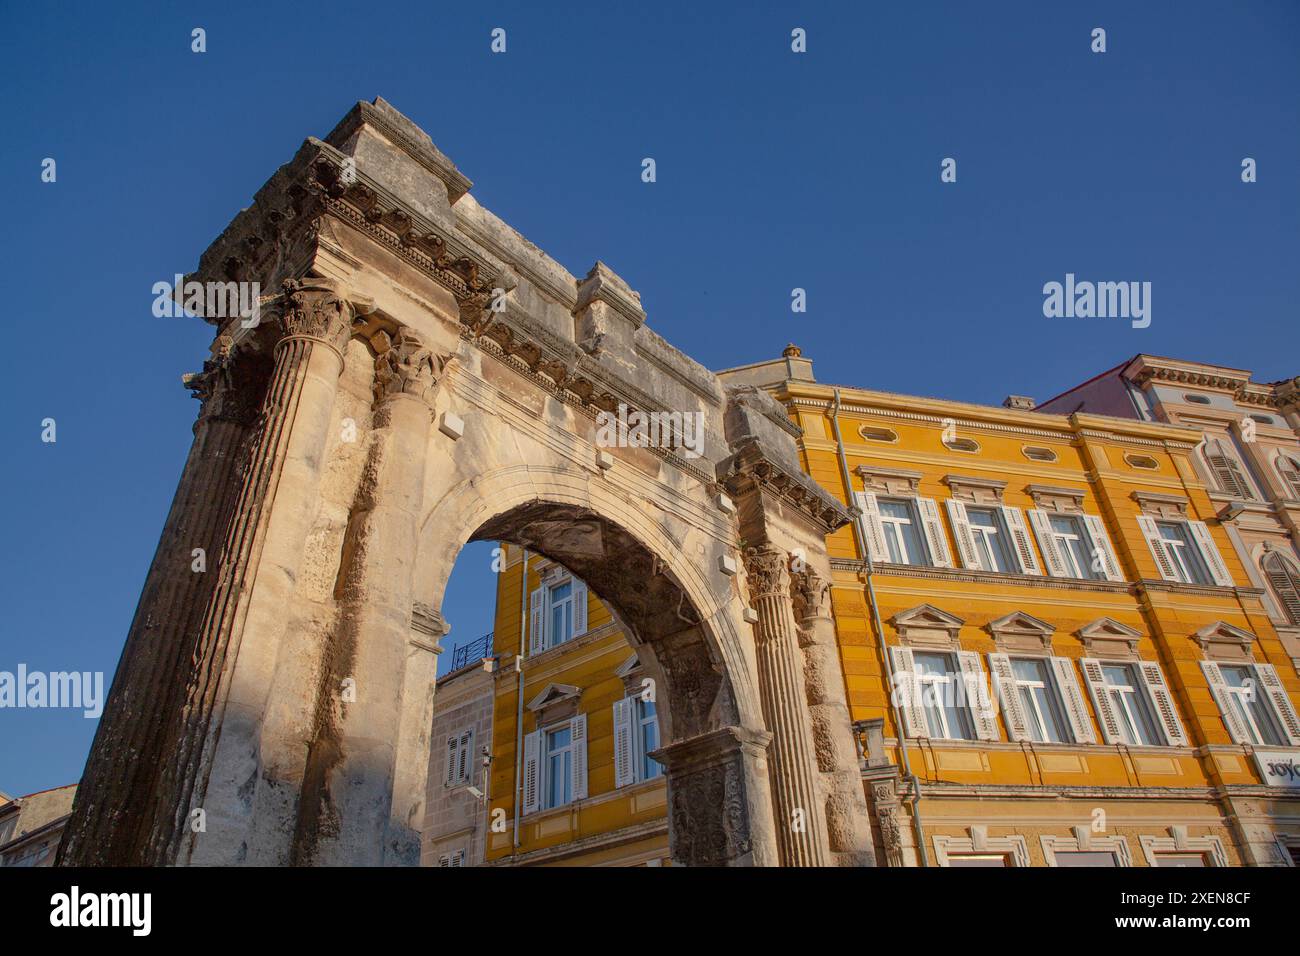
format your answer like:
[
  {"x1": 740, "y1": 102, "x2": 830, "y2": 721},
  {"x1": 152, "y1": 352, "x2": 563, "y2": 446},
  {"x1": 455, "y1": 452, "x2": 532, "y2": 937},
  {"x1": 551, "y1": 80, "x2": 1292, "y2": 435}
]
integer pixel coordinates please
[{"x1": 59, "y1": 99, "x2": 873, "y2": 867}]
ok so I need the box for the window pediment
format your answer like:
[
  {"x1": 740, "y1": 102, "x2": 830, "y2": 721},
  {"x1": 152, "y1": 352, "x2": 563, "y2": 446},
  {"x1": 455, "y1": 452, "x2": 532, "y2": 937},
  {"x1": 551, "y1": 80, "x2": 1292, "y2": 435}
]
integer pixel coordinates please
[
  {"x1": 1076, "y1": 617, "x2": 1143, "y2": 658},
  {"x1": 1131, "y1": 491, "x2": 1188, "y2": 520},
  {"x1": 1192, "y1": 621, "x2": 1256, "y2": 661},
  {"x1": 854, "y1": 465, "x2": 923, "y2": 497},
  {"x1": 892, "y1": 604, "x2": 964, "y2": 649},
  {"x1": 527, "y1": 683, "x2": 582, "y2": 724},
  {"x1": 1025, "y1": 484, "x2": 1086, "y2": 514},
  {"x1": 943, "y1": 474, "x2": 1007, "y2": 505},
  {"x1": 986, "y1": 611, "x2": 1056, "y2": 653}
]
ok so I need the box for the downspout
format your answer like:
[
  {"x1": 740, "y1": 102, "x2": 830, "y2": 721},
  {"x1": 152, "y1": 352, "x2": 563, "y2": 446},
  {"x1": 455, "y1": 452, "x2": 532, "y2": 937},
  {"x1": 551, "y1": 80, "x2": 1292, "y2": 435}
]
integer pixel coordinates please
[
  {"x1": 511, "y1": 546, "x2": 529, "y2": 852},
  {"x1": 829, "y1": 388, "x2": 930, "y2": 867}
]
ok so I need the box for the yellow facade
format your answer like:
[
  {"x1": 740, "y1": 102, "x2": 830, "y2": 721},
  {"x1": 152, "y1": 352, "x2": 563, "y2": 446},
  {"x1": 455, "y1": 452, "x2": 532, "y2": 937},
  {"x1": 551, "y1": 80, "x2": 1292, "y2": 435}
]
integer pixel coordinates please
[
  {"x1": 484, "y1": 545, "x2": 669, "y2": 866},
  {"x1": 777, "y1": 373, "x2": 1300, "y2": 867}
]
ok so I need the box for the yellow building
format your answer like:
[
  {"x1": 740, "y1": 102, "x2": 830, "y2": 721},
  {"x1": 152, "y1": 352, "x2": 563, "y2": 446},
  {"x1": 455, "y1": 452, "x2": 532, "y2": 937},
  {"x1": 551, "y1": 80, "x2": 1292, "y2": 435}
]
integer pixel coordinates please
[
  {"x1": 471, "y1": 347, "x2": 1300, "y2": 867},
  {"x1": 483, "y1": 545, "x2": 669, "y2": 866}
]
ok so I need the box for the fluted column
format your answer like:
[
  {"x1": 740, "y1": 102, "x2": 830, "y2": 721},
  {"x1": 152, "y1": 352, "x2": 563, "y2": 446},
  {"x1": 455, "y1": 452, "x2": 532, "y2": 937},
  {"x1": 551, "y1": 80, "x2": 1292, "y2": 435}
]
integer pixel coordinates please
[
  {"x1": 158, "y1": 277, "x2": 372, "y2": 865},
  {"x1": 58, "y1": 345, "x2": 266, "y2": 866},
  {"x1": 294, "y1": 329, "x2": 449, "y2": 866},
  {"x1": 744, "y1": 546, "x2": 829, "y2": 866}
]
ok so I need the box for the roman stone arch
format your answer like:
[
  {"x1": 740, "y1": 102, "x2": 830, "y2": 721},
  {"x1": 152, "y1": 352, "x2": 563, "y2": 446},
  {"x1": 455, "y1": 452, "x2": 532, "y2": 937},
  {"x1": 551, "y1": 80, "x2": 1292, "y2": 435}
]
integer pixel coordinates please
[{"x1": 58, "y1": 98, "x2": 873, "y2": 868}]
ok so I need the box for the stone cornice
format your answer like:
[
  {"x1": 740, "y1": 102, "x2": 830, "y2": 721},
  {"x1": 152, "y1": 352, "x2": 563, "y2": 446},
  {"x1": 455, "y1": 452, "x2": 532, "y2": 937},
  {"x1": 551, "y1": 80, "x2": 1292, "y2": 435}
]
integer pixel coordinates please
[
  {"x1": 325, "y1": 98, "x2": 473, "y2": 203},
  {"x1": 720, "y1": 440, "x2": 853, "y2": 534}
]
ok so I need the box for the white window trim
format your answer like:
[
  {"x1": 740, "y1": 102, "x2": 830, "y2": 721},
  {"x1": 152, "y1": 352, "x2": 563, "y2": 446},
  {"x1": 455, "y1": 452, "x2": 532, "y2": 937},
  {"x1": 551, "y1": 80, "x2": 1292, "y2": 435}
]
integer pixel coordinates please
[
  {"x1": 1136, "y1": 515, "x2": 1233, "y2": 587},
  {"x1": 528, "y1": 573, "x2": 589, "y2": 654},
  {"x1": 445, "y1": 727, "x2": 474, "y2": 788},
  {"x1": 1274, "y1": 834, "x2": 1299, "y2": 867},
  {"x1": 614, "y1": 693, "x2": 663, "y2": 788},
  {"x1": 1041, "y1": 827, "x2": 1132, "y2": 867},
  {"x1": 933, "y1": 826, "x2": 1029, "y2": 867},
  {"x1": 1139, "y1": 827, "x2": 1228, "y2": 867}
]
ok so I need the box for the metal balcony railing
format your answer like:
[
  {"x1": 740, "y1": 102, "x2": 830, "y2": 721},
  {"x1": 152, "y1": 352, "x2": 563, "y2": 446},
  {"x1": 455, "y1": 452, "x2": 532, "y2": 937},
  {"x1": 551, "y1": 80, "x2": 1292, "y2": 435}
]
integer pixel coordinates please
[{"x1": 449, "y1": 632, "x2": 494, "y2": 671}]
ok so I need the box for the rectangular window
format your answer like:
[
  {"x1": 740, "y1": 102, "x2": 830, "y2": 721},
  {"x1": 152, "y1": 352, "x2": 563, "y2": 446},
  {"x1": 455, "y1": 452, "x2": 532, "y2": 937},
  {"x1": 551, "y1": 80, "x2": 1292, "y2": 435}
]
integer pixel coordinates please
[
  {"x1": 1048, "y1": 514, "x2": 1101, "y2": 580},
  {"x1": 1101, "y1": 664, "x2": 1162, "y2": 746},
  {"x1": 445, "y1": 728, "x2": 474, "y2": 787},
  {"x1": 879, "y1": 498, "x2": 927, "y2": 566},
  {"x1": 638, "y1": 698, "x2": 663, "y2": 781},
  {"x1": 1219, "y1": 664, "x2": 1285, "y2": 746},
  {"x1": 544, "y1": 725, "x2": 573, "y2": 809},
  {"x1": 1156, "y1": 522, "x2": 1212, "y2": 585},
  {"x1": 947, "y1": 854, "x2": 1009, "y2": 867},
  {"x1": 1010, "y1": 658, "x2": 1071, "y2": 743},
  {"x1": 915, "y1": 652, "x2": 974, "y2": 740},
  {"x1": 1153, "y1": 852, "x2": 1207, "y2": 867},
  {"x1": 548, "y1": 581, "x2": 575, "y2": 647},
  {"x1": 966, "y1": 507, "x2": 1015, "y2": 573}
]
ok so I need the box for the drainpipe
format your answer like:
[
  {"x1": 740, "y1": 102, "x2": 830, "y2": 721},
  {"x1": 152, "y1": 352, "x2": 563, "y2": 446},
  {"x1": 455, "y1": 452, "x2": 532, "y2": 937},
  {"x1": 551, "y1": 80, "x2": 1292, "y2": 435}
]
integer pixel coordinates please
[
  {"x1": 829, "y1": 388, "x2": 930, "y2": 867},
  {"x1": 511, "y1": 546, "x2": 529, "y2": 852}
]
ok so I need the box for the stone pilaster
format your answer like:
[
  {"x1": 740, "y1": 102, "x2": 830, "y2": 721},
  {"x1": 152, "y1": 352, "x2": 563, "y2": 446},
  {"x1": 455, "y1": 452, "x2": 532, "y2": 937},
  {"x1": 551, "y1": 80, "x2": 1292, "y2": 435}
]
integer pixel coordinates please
[
  {"x1": 58, "y1": 345, "x2": 267, "y2": 866},
  {"x1": 653, "y1": 726, "x2": 778, "y2": 866},
  {"x1": 744, "y1": 546, "x2": 829, "y2": 866},
  {"x1": 293, "y1": 328, "x2": 450, "y2": 866},
  {"x1": 157, "y1": 277, "x2": 373, "y2": 865}
]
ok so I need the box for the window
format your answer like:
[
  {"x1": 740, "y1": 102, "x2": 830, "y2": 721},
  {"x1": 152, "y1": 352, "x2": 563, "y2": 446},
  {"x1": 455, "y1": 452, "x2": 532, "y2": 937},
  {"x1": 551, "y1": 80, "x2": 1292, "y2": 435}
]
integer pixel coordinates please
[
  {"x1": 1201, "y1": 660, "x2": 1299, "y2": 747},
  {"x1": 1183, "y1": 394, "x2": 1211, "y2": 405},
  {"x1": 1022, "y1": 446, "x2": 1058, "y2": 462},
  {"x1": 947, "y1": 854, "x2": 1009, "y2": 867},
  {"x1": 915, "y1": 652, "x2": 974, "y2": 740},
  {"x1": 859, "y1": 425, "x2": 897, "y2": 443},
  {"x1": 544, "y1": 725, "x2": 573, "y2": 809},
  {"x1": 1099, "y1": 664, "x2": 1162, "y2": 746},
  {"x1": 1155, "y1": 521, "x2": 1212, "y2": 585},
  {"x1": 1009, "y1": 658, "x2": 1071, "y2": 743},
  {"x1": 438, "y1": 849, "x2": 466, "y2": 867},
  {"x1": 1202, "y1": 439, "x2": 1256, "y2": 500},
  {"x1": 522, "y1": 715, "x2": 588, "y2": 814},
  {"x1": 1262, "y1": 552, "x2": 1300, "y2": 624},
  {"x1": 1124, "y1": 453, "x2": 1159, "y2": 470},
  {"x1": 878, "y1": 498, "x2": 927, "y2": 565},
  {"x1": 1275, "y1": 454, "x2": 1300, "y2": 499},
  {"x1": 1249, "y1": 414, "x2": 1274, "y2": 425},
  {"x1": 615, "y1": 694, "x2": 664, "y2": 787},
  {"x1": 444, "y1": 728, "x2": 475, "y2": 787},
  {"x1": 528, "y1": 573, "x2": 588, "y2": 654},
  {"x1": 943, "y1": 436, "x2": 980, "y2": 453},
  {"x1": 1047, "y1": 514, "x2": 1102, "y2": 580},
  {"x1": 965, "y1": 507, "x2": 1015, "y2": 573}
]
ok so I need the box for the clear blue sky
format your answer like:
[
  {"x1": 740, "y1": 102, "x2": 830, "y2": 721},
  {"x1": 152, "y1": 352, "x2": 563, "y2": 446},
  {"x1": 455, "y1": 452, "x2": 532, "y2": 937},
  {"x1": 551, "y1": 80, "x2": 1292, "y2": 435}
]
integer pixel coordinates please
[{"x1": 1, "y1": 1, "x2": 1296, "y2": 795}]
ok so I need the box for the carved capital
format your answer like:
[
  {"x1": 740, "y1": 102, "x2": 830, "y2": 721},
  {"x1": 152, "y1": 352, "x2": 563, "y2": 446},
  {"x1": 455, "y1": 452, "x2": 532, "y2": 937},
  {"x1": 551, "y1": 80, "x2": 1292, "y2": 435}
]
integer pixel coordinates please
[
  {"x1": 183, "y1": 346, "x2": 270, "y2": 429},
  {"x1": 273, "y1": 277, "x2": 374, "y2": 358},
  {"x1": 743, "y1": 546, "x2": 790, "y2": 602},
  {"x1": 790, "y1": 566, "x2": 830, "y2": 622},
  {"x1": 371, "y1": 328, "x2": 451, "y2": 407}
]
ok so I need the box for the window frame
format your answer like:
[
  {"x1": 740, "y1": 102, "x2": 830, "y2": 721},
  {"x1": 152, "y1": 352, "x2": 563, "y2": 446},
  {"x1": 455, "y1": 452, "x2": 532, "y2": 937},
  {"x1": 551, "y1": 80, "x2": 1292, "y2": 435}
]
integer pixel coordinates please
[
  {"x1": 541, "y1": 723, "x2": 575, "y2": 810},
  {"x1": 914, "y1": 651, "x2": 975, "y2": 741},
  {"x1": 1008, "y1": 657, "x2": 1072, "y2": 744},
  {"x1": 878, "y1": 497, "x2": 927, "y2": 566},
  {"x1": 1155, "y1": 521, "x2": 1213, "y2": 585},
  {"x1": 1100, "y1": 663, "x2": 1162, "y2": 747}
]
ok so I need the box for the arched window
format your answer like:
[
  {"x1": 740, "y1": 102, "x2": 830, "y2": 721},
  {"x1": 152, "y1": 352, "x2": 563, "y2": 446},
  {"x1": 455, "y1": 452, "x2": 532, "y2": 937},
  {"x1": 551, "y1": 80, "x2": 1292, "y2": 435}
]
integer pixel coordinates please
[
  {"x1": 1201, "y1": 439, "x2": 1256, "y2": 501},
  {"x1": 1275, "y1": 452, "x2": 1300, "y2": 500},
  {"x1": 1262, "y1": 552, "x2": 1300, "y2": 625}
]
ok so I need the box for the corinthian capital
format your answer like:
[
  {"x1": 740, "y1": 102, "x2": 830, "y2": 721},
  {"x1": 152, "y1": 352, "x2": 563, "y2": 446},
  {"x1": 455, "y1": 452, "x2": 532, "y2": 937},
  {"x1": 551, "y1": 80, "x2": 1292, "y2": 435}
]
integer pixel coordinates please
[
  {"x1": 743, "y1": 546, "x2": 790, "y2": 602},
  {"x1": 372, "y1": 328, "x2": 452, "y2": 406},
  {"x1": 274, "y1": 277, "x2": 374, "y2": 356}
]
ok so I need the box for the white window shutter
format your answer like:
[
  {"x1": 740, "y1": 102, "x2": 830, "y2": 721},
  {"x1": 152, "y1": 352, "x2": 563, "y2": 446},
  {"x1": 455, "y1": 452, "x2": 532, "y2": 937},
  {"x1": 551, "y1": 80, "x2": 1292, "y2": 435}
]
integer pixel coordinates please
[
  {"x1": 529, "y1": 587, "x2": 546, "y2": 654},
  {"x1": 916, "y1": 497, "x2": 953, "y2": 568},
  {"x1": 1001, "y1": 506, "x2": 1042, "y2": 575},
  {"x1": 1082, "y1": 514, "x2": 1124, "y2": 582},
  {"x1": 460, "y1": 733, "x2": 475, "y2": 785},
  {"x1": 1137, "y1": 661, "x2": 1189, "y2": 746},
  {"x1": 571, "y1": 578, "x2": 588, "y2": 636},
  {"x1": 522, "y1": 730, "x2": 541, "y2": 814},
  {"x1": 945, "y1": 500, "x2": 979, "y2": 569},
  {"x1": 853, "y1": 491, "x2": 888, "y2": 563},
  {"x1": 1136, "y1": 515, "x2": 1180, "y2": 582},
  {"x1": 1199, "y1": 661, "x2": 1251, "y2": 744},
  {"x1": 1050, "y1": 657, "x2": 1096, "y2": 744},
  {"x1": 1254, "y1": 663, "x2": 1300, "y2": 745},
  {"x1": 438, "y1": 853, "x2": 450, "y2": 867},
  {"x1": 1028, "y1": 509, "x2": 1070, "y2": 577},
  {"x1": 888, "y1": 646, "x2": 926, "y2": 738},
  {"x1": 987, "y1": 653, "x2": 1030, "y2": 741},
  {"x1": 444, "y1": 734, "x2": 459, "y2": 787},
  {"x1": 1205, "y1": 441, "x2": 1254, "y2": 500},
  {"x1": 957, "y1": 650, "x2": 999, "y2": 740},
  {"x1": 613, "y1": 697, "x2": 636, "y2": 788},
  {"x1": 1081, "y1": 658, "x2": 1123, "y2": 744},
  {"x1": 570, "y1": 713, "x2": 588, "y2": 800},
  {"x1": 449, "y1": 849, "x2": 464, "y2": 867},
  {"x1": 1187, "y1": 521, "x2": 1233, "y2": 587}
]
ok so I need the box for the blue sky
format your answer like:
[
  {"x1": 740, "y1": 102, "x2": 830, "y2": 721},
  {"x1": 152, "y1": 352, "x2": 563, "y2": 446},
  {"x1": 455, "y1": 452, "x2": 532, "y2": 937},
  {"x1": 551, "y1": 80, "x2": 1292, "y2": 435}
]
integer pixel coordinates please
[{"x1": 1, "y1": 1, "x2": 1296, "y2": 795}]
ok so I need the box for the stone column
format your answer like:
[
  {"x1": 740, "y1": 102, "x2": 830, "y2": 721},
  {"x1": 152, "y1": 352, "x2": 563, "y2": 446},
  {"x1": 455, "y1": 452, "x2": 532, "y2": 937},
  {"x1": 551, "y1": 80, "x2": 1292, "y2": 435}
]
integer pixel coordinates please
[
  {"x1": 58, "y1": 344, "x2": 266, "y2": 866},
  {"x1": 743, "y1": 546, "x2": 829, "y2": 866},
  {"x1": 293, "y1": 329, "x2": 448, "y2": 866},
  {"x1": 653, "y1": 726, "x2": 779, "y2": 866},
  {"x1": 793, "y1": 566, "x2": 877, "y2": 866},
  {"x1": 161, "y1": 277, "x2": 373, "y2": 865}
]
